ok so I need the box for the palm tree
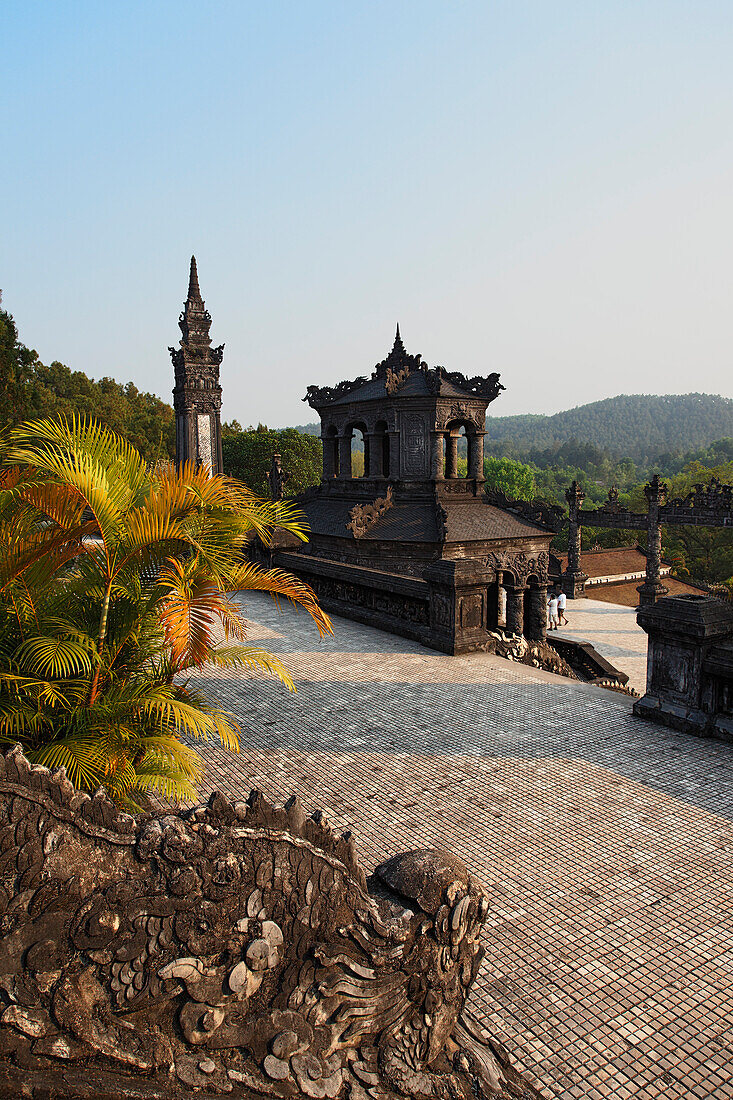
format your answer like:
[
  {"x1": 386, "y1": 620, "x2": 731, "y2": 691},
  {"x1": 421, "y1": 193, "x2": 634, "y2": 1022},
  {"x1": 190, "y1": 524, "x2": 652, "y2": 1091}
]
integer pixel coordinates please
[{"x1": 0, "y1": 415, "x2": 331, "y2": 806}]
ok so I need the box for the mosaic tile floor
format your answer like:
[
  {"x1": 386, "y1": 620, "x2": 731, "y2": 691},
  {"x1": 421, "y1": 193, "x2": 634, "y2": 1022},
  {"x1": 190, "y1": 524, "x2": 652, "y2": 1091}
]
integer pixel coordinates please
[{"x1": 188, "y1": 593, "x2": 733, "y2": 1100}]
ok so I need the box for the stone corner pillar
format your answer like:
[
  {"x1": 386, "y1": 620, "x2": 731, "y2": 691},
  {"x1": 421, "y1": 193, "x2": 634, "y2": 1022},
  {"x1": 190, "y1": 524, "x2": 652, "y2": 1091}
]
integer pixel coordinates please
[
  {"x1": 430, "y1": 431, "x2": 445, "y2": 480},
  {"x1": 525, "y1": 584, "x2": 548, "y2": 642},
  {"x1": 338, "y1": 433, "x2": 352, "y2": 479},
  {"x1": 468, "y1": 430, "x2": 485, "y2": 481}
]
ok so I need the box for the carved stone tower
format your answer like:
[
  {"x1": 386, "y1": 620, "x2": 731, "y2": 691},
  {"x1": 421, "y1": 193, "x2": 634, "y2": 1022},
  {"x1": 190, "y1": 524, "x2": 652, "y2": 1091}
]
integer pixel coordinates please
[{"x1": 170, "y1": 256, "x2": 224, "y2": 473}]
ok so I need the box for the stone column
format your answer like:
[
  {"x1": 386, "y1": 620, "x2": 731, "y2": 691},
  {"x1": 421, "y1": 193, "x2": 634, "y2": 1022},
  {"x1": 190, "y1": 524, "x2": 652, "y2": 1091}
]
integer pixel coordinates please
[
  {"x1": 497, "y1": 581, "x2": 507, "y2": 628},
  {"x1": 366, "y1": 434, "x2": 381, "y2": 477},
  {"x1": 338, "y1": 433, "x2": 352, "y2": 479},
  {"x1": 562, "y1": 481, "x2": 588, "y2": 598},
  {"x1": 388, "y1": 431, "x2": 400, "y2": 479},
  {"x1": 637, "y1": 474, "x2": 669, "y2": 607},
  {"x1": 431, "y1": 432, "x2": 445, "y2": 480},
  {"x1": 525, "y1": 585, "x2": 548, "y2": 642},
  {"x1": 468, "y1": 431, "x2": 485, "y2": 481},
  {"x1": 321, "y1": 435, "x2": 334, "y2": 479},
  {"x1": 445, "y1": 433, "x2": 460, "y2": 479},
  {"x1": 505, "y1": 586, "x2": 525, "y2": 636}
]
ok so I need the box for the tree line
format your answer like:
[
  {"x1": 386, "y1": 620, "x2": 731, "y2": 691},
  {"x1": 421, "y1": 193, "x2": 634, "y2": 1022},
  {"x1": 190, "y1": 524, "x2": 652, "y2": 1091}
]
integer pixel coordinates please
[{"x1": 0, "y1": 299, "x2": 174, "y2": 463}]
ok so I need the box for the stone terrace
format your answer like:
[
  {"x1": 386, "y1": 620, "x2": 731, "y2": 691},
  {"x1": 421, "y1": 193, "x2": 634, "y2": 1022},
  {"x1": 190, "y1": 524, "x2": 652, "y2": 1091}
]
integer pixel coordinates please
[{"x1": 189, "y1": 593, "x2": 733, "y2": 1100}]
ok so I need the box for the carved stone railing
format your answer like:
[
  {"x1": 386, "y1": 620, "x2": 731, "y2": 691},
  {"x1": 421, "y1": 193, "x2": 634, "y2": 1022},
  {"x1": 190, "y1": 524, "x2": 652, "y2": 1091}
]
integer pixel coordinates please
[
  {"x1": 485, "y1": 490, "x2": 565, "y2": 533},
  {"x1": 0, "y1": 746, "x2": 536, "y2": 1099}
]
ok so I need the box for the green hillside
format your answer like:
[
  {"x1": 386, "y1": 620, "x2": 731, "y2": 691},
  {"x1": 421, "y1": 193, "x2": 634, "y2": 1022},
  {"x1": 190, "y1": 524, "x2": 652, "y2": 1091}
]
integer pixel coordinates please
[{"x1": 484, "y1": 394, "x2": 733, "y2": 462}]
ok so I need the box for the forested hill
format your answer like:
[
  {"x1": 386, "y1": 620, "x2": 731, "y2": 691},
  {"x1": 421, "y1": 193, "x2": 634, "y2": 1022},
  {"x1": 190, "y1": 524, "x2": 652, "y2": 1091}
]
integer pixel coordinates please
[
  {"x1": 295, "y1": 394, "x2": 733, "y2": 462},
  {"x1": 484, "y1": 394, "x2": 733, "y2": 461}
]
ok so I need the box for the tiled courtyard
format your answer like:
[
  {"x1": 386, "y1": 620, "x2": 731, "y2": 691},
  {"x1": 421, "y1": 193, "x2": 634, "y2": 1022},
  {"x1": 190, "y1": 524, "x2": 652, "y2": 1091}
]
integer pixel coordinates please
[
  {"x1": 553, "y1": 597, "x2": 649, "y2": 693},
  {"x1": 190, "y1": 593, "x2": 733, "y2": 1100}
]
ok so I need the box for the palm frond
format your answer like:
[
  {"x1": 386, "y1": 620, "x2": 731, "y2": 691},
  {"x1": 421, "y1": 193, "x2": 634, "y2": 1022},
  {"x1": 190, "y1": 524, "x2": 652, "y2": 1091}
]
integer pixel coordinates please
[
  {"x1": 14, "y1": 636, "x2": 94, "y2": 678},
  {"x1": 231, "y1": 562, "x2": 333, "y2": 637}
]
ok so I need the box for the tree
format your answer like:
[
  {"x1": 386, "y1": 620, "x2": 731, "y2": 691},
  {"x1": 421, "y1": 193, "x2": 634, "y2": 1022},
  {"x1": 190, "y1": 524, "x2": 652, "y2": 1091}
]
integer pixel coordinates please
[
  {"x1": 0, "y1": 296, "x2": 36, "y2": 425},
  {"x1": 483, "y1": 456, "x2": 536, "y2": 500},
  {"x1": 223, "y1": 427, "x2": 323, "y2": 496},
  {"x1": 0, "y1": 415, "x2": 331, "y2": 807},
  {"x1": 0, "y1": 299, "x2": 175, "y2": 463}
]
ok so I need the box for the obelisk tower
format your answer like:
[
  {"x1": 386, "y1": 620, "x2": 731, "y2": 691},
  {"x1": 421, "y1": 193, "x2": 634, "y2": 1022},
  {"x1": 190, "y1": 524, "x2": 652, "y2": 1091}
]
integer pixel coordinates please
[{"x1": 169, "y1": 256, "x2": 224, "y2": 474}]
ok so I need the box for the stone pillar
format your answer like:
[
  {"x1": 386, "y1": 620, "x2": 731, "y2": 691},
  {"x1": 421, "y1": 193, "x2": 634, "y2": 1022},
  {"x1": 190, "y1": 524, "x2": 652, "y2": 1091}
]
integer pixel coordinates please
[
  {"x1": 366, "y1": 434, "x2": 381, "y2": 477},
  {"x1": 637, "y1": 474, "x2": 669, "y2": 608},
  {"x1": 505, "y1": 586, "x2": 525, "y2": 636},
  {"x1": 562, "y1": 481, "x2": 588, "y2": 598},
  {"x1": 321, "y1": 435, "x2": 334, "y2": 479},
  {"x1": 338, "y1": 434, "x2": 352, "y2": 479},
  {"x1": 525, "y1": 585, "x2": 548, "y2": 642},
  {"x1": 431, "y1": 432, "x2": 445, "y2": 480},
  {"x1": 445, "y1": 433, "x2": 460, "y2": 479},
  {"x1": 497, "y1": 581, "x2": 507, "y2": 628},
  {"x1": 468, "y1": 431, "x2": 485, "y2": 481},
  {"x1": 388, "y1": 431, "x2": 400, "y2": 479}
]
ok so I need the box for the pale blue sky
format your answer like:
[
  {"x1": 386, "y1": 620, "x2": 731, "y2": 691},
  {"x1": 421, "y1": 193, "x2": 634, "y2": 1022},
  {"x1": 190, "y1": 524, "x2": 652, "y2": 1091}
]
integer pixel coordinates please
[{"x1": 3, "y1": 1, "x2": 732, "y2": 427}]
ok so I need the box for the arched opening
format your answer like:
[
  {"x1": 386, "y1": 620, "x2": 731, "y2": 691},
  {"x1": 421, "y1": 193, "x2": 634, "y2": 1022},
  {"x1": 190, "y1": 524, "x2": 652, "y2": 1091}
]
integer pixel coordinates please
[
  {"x1": 373, "y1": 420, "x2": 389, "y2": 478},
  {"x1": 444, "y1": 421, "x2": 471, "y2": 478},
  {"x1": 348, "y1": 422, "x2": 367, "y2": 478},
  {"x1": 324, "y1": 425, "x2": 339, "y2": 479}
]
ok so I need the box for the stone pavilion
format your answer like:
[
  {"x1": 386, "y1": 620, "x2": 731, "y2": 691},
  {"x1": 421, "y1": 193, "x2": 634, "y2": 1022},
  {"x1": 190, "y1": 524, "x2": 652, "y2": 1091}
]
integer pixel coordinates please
[{"x1": 274, "y1": 329, "x2": 554, "y2": 653}]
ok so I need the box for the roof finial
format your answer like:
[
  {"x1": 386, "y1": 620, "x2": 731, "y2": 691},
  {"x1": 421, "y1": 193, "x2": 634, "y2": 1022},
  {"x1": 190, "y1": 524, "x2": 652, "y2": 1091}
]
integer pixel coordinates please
[
  {"x1": 393, "y1": 323, "x2": 405, "y2": 354},
  {"x1": 187, "y1": 255, "x2": 201, "y2": 301}
]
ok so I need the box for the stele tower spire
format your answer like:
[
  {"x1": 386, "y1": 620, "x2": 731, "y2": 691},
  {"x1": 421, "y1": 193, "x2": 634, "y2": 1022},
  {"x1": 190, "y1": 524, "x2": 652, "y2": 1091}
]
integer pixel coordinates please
[{"x1": 169, "y1": 256, "x2": 224, "y2": 474}]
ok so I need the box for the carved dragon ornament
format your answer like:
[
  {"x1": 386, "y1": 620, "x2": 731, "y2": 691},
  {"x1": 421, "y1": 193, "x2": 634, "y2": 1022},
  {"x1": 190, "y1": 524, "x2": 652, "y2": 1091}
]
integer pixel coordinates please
[{"x1": 0, "y1": 746, "x2": 535, "y2": 1099}]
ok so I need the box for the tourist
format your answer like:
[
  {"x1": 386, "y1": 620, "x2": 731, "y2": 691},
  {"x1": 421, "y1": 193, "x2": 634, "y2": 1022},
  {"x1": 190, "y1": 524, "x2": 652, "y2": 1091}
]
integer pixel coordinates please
[
  {"x1": 548, "y1": 592, "x2": 559, "y2": 630},
  {"x1": 557, "y1": 589, "x2": 568, "y2": 625}
]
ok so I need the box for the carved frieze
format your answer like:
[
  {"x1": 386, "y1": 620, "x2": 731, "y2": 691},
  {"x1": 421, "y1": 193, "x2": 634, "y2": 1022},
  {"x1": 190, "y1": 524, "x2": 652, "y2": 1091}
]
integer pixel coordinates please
[
  {"x1": 487, "y1": 549, "x2": 550, "y2": 585},
  {"x1": 436, "y1": 402, "x2": 485, "y2": 429}
]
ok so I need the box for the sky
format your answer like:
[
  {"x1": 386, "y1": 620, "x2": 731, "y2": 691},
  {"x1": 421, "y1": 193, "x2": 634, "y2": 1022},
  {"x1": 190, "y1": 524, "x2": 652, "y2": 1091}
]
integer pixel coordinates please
[{"x1": 3, "y1": 1, "x2": 733, "y2": 428}]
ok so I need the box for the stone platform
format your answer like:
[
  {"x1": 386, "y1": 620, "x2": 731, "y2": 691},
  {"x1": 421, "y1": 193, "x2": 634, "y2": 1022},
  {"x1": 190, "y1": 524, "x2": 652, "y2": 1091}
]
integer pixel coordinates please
[{"x1": 188, "y1": 593, "x2": 733, "y2": 1100}]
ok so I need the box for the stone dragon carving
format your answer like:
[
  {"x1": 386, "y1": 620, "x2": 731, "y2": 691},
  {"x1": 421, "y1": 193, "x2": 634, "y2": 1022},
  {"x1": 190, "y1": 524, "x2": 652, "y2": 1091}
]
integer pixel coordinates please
[
  {"x1": 426, "y1": 368, "x2": 504, "y2": 402},
  {"x1": 303, "y1": 379, "x2": 370, "y2": 408},
  {"x1": 0, "y1": 746, "x2": 534, "y2": 1100},
  {"x1": 346, "y1": 487, "x2": 394, "y2": 539}
]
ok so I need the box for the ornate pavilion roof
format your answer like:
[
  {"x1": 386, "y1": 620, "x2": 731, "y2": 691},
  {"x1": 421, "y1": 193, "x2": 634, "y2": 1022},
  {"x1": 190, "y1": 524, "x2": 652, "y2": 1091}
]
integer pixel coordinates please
[{"x1": 303, "y1": 327, "x2": 504, "y2": 409}]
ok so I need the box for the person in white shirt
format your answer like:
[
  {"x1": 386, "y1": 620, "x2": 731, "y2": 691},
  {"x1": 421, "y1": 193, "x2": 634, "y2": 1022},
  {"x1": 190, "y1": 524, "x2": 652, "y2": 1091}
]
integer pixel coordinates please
[
  {"x1": 557, "y1": 590, "x2": 568, "y2": 625},
  {"x1": 548, "y1": 593, "x2": 559, "y2": 630}
]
